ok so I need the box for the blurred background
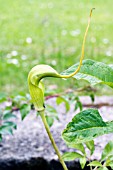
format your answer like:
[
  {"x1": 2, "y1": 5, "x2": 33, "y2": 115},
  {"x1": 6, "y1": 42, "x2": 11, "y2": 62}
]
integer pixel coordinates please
[{"x1": 0, "y1": 0, "x2": 113, "y2": 95}]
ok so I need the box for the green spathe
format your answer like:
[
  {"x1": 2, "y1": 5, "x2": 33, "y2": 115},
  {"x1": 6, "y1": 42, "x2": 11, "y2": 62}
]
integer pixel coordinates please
[{"x1": 28, "y1": 65, "x2": 60, "y2": 111}]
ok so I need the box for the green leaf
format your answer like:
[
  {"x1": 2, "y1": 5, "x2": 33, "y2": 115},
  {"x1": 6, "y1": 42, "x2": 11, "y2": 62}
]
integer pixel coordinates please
[
  {"x1": 45, "y1": 105, "x2": 58, "y2": 127},
  {"x1": 62, "y1": 152, "x2": 83, "y2": 161},
  {"x1": 106, "y1": 162, "x2": 113, "y2": 169},
  {"x1": 3, "y1": 111, "x2": 16, "y2": 120},
  {"x1": 0, "y1": 134, "x2": 2, "y2": 142},
  {"x1": 74, "y1": 96, "x2": 83, "y2": 111},
  {"x1": 0, "y1": 121, "x2": 17, "y2": 135},
  {"x1": 88, "y1": 161, "x2": 102, "y2": 167},
  {"x1": 101, "y1": 141, "x2": 113, "y2": 161},
  {"x1": 5, "y1": 106, "x2": 12, "y2": 111},
  {"x1": 4, "y1": 121, "x2": 17, "y2": 130},
  {"x1": 56, "y1": 97, "x2": 70, "y2": 112},
  {"x1": 0, "y1": 126, "x2": 13, "y2": 135},
  {"x1": 45, "y1": 116, "x2": 54, "y2": 127},
  {"x1": 85, "y1": 140, "x2": 95, "y2": 155},
  {"x1": 20, "y1": 103, "x2": 31, "y2": 120},
  {"x1": 80, "y1": 157, "x2": 86, "y2": 169},
  {"x1": 61, "y1": 59, "x2": 113, "y2": 88},
  {"x1": 46, "y1": 104, "x2": 57, "y2": 115},
  {"x1": 66, "y1": 143, "x2": 85, "y2": 155},
  {"x1": 89, "y1": 94, "x2": 95, "y2": 103},
  {"x1": 0, "y1": 92, "x2": 7, "y2": 102},
  {"x1": 98, "y1": 167, "x2": 108, "y2": 170},
  {"x1": 62, "y1": 109, "x2": 113, "y2": 144},
  {"x1": 106, "y1": 155, "x2": 113, "y2": 168},
  {"x1": 46, "y1": 104, "x2": 58, "y2": 121},
  {"x1": 13, "y1": 95, "x2": 26, "y2": 103},
  {"x1": 74, "y1": 101, "x2": 83, "y2": 111},
  {"x1": 4, "y1": 121, "x2": 16, "y2": 128},
  {"x1": 106, "y1": 156, "x2": 113, "y2": 169}
]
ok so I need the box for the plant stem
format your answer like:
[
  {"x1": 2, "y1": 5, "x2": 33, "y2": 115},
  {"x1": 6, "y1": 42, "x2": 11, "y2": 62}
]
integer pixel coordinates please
[
  {"x1": 39, "y1": 110, "x2": 68, "y2": 170},
  {"x1": 93, "y1": 166, "x2": 98, "y2": 170}
]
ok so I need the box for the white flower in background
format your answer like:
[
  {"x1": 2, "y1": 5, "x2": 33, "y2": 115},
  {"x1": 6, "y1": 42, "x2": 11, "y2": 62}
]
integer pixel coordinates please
[
  {"x1": 11, "y1": 50, "x2": 18, "y2": 56},
  {"x1": 21, "y1": 55, "x2": 27, "y2": 60},
  {"x1": 70, "y1": 29, "x2": 81, "y2": 37},
  {"x1": 40, "y1": 3, "x2": 45, "y2": 9},
  {"x1": 7, "y1": 59, "x2": 19, "y2": 65},
  {"x1": 61, "y1": 30, "x2": 67, "y2": 36},
  {"x1": 47, "y1": 3, "x2": 54, "y2": 9},
  {"x1": 26, "y1": 37, "x2": 32, "y2": 44},
  {"x1": 103, "y1": 38, "x2": 109, "y2": 44},
  {"x1": 6, "y1": 53, "x2": 12, "y2": 58},
  {"x1": 106, "y1": 50, "x2": 112, "y2": 57},
  {"x1": 109, "y1": 64, "x2": 113, "y2": 68},
  {"x1": 91, "y1": 37, "x2": 96, "y2": 43},
  {"x1": 51, "y1": 60, "x2": 57, "y2": 66}
]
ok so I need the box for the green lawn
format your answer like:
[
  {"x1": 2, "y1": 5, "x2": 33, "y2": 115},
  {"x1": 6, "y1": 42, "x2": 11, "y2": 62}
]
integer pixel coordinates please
[{"x1": 0, "y1": 0, "x2": 113, "y2": 95}]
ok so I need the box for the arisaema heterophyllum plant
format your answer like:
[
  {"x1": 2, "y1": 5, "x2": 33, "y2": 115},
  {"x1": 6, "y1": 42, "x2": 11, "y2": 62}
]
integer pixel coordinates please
[
  {"x1": 28, "y1": 8, "x2": 94, "y2": 112},
  {"x1": 28, "y1": 8, "x2": 113, "y2": 170}
]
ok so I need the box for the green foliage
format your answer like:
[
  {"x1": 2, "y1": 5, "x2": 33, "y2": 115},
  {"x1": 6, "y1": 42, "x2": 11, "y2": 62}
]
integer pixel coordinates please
[
  {"x1": 74, "y1": 96, "x2": 83, "y2": 111},
  {"x1": 45, "y1": 116, "x2": 54, "y2": 127},
  {"x1": 0, "y1": 122, "x2": 16, "y2": 135},
  {"x1": 66, "y1": 143, "x2": 85, "y2": 155},
  {"x1": 45, "y1": 104, "x2": 58, "y2": 127},
  {"x1": 0, "y1": 109, "x2": 17, "y2": 140},
  {"x1": 3, "y1": 110, "x2": 16, "y2": 120},
  {"x1": 62, "y1": 136, "x2": 113, "y2": 170},
  {"x1": 20, "y1": 104, "x2": 31, "y2": 120},
  {"x1": 0, "y1": 92, "x2": 7, "y2": 103},
  {"x1": 62, "y1": 108, "x2": 113, "y2": 169},
  {"x1": 80, "y1": 157, "x2": 86, "y2": 169},
  {"x1": 61, "y1": 59, "x2": 113, "y2": 88},
  {"x1": 62, "y1": 152, "x2": 83, "y2": 161},
  {"x1": 89, "y1": 93, "x2": 95, "y2": 103},
  {"x1": 62, "y1": 140, "x2": 95, "y2": 169},
  {"x1": 106, "y1": 156, "x2": 113, "y2": 169},
  {"x1": 56, "y1": 96, "x2": 70, "y2": 112},
  {"x1": 88, "y1": 161, "x2": 102, "y2": 167},
  {"x1": 99, "y1": 141, "x2": 113, "y2": 170},
  {"x1": 101, "y1": 141, "x2": 113, "y2": 161},
  {"x1": 0, "y1": 92, "x2": 84, "y2": 134},
  {"x1": 0, "y1": 94, "x2": 32, "y2": 140},
  {"x1": 62, "y1": 109, "x2": 113, "y2": 144},
  {"x1": 12, "y1": 94, "x2": 31, "y2": 119},
  {"x1": 98, "y1": 167, "x2": 109, "y2": 170},
  {"x1": 62, "y1": 114, "x2": 113, "y2": 170},
  {"x1": 85, "y1": 140, "x2": 95, "y2": 155}
]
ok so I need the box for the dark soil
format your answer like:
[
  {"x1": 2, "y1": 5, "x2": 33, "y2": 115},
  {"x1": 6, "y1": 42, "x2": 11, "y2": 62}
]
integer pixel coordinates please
[{"x1": 0, "y1": 158, "x2": 90, "y2": 170}]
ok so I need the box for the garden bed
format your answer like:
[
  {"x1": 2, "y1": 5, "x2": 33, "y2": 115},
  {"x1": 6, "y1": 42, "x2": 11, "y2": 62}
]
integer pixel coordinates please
[{"x1": 0, "y1": 96, "x2": 113, "y2": 170}]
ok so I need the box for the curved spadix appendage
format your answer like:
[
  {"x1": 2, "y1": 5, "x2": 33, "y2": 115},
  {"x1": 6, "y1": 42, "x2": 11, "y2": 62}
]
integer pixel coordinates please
[{"x1": 28, "y1": 9, "x2": 94, "y2": 111}]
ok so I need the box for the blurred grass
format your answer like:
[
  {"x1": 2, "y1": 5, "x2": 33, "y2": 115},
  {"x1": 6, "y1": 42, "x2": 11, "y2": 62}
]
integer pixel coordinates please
[{"x1": 0, "y1": 0, "x2": 113, "y2": 95}]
